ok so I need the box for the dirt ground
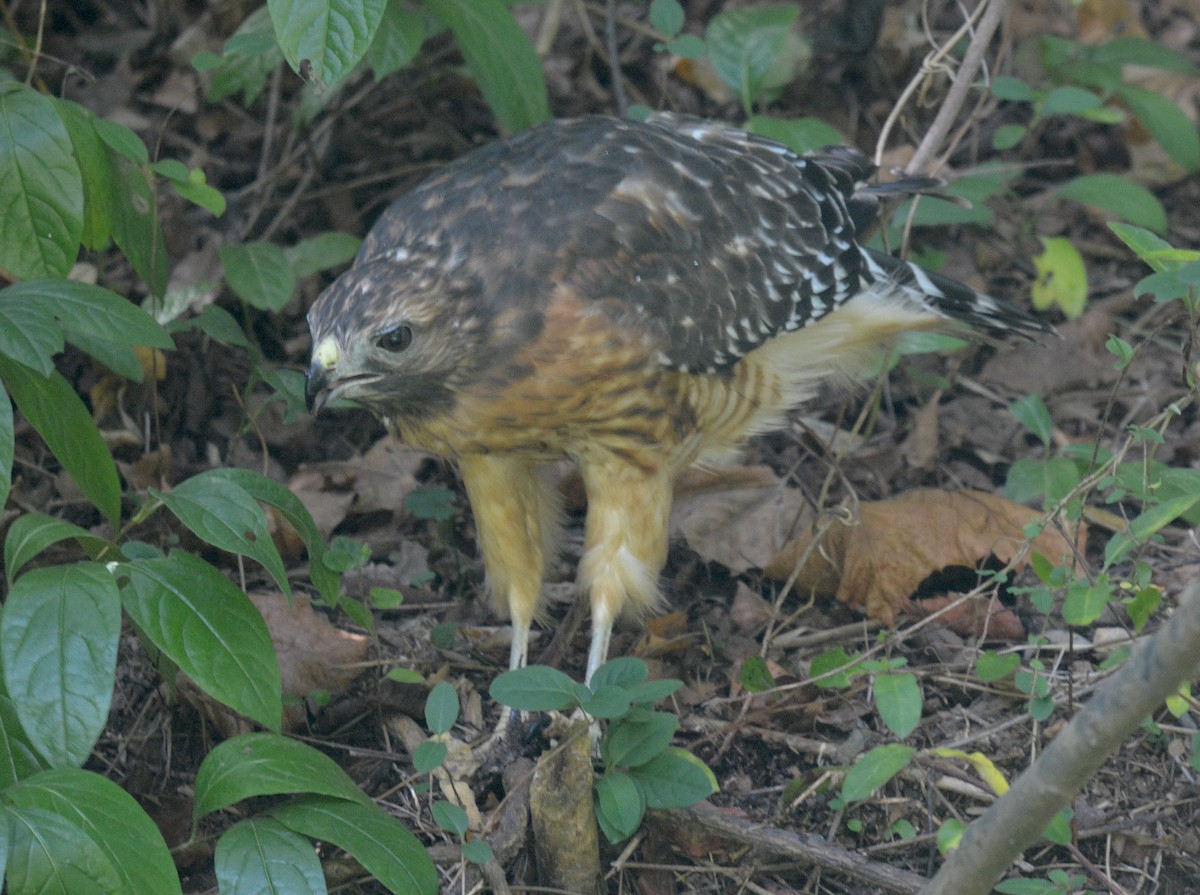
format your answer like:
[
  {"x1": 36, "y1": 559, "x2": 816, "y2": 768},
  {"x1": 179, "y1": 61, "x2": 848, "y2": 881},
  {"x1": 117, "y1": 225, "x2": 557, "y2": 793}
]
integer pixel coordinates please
[{"x1": 12, "y1": 0, "x2": 1200, "y2": 892}]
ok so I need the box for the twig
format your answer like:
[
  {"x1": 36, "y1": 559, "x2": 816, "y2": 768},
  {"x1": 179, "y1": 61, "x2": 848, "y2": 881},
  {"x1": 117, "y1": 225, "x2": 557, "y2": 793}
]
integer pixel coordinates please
[{"x1": 604, "y1": 0, "x2": 627, "y2": 115}]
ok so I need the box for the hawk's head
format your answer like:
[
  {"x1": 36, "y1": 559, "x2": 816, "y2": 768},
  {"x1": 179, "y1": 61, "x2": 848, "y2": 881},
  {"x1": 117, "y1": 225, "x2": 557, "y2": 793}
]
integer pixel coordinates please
[{"x1": 304, "y1": 258, "x2": 487, "y2": 421}]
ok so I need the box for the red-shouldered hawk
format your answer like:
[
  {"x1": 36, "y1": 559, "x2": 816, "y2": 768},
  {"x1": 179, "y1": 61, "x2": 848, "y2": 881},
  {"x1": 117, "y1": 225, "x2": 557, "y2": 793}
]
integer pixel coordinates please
[{"x1": 305, "y1": 113, "x2": 1051, "y2": 695}]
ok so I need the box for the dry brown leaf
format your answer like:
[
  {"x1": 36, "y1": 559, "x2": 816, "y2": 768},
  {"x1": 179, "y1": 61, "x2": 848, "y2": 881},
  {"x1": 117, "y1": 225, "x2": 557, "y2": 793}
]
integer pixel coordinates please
[
  {"x1": 671, "y1": 468, "x2": 812, "y2": 574},
  {"x1": 764, "y1": 489, "x2": 1081, "y2": 625}
]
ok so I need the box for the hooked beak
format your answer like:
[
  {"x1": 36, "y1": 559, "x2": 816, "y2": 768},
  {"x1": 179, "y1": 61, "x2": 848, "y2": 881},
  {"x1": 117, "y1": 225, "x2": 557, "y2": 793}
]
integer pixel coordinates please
[{"x1": 305, "y1": 336, "x2": 341, "y2": 414}]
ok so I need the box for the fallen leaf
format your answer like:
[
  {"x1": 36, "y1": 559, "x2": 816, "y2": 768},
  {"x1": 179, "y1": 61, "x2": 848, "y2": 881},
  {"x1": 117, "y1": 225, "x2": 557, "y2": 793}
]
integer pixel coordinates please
[{"x1": 763, "y1": 489, "x2": 1081, "y2": 625}]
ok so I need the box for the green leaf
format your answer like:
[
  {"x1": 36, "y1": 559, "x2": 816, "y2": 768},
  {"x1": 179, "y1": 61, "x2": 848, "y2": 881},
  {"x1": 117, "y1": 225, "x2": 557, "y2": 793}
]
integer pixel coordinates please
[
  {"x1": 170, "y1": 304, "x2": 253, "y2": 349},
  {"x1": 272, "y1": 795, "x2": 438, "y2": 895},
  {"x1": 625, "y1": 678, "x2": 683, "y2": 705},
  {"x1": 1117, "y1": 83, "x2": 1200, "y2": 172},
  {"x1": 412, "y1": 740, "x2": 447, "y2": 773},
  {"x1": 268, "y1": 0, "x2": 387, "y2": 85},
  {"x1": 594, "y1": 770, "x2": 645, "y2": 843},
  {"x1": 0, "y1": 83, "x2": 83, "y2": 279},
  {"x1": 4, "y1": 804, "x2": 123, "y2": 893},
  {"x1": 0, "y1": 695, "x2": 47, "y2": 787},
  {"x1": 1057, "y1": 174, "x2": 1168, "y2": 235},
  {"x1": 152, "y1": 470, "x2": 291, "y2": 597},
  {"x1": 108, "y1": 151, "x2": 168, "y2": 296},
  {"x1": 215, "y1": 818, "x2": 326, "y2": 895},
  {"x1": 194, "y1": 732, "x2": 370, "y2": 819},
  {"x1": 706, "y1": 4, "x2": 805, "y2": 112},
  {"x1": 3, "y1": 512, "x2": 103, "y2": 585},
  {"x1": 1005, "y1": 458, "x2": 1082, "y2": 507},
  {"x1": 976, "y1": 651, "x2": 1020, "y2": 682},
  {"x1": 666, "y1": 34, "x2": 706, "y2": 59},
  {"x1": 649, "y1": 0, "x2": 685, "y2": 36},
  {"x1": 208, "y1": 467, "x2": 341, "y2": 604},
  {"x1": 873, "y1": 672, "x2": 922, "y2": 739},
  {"x1": 0, "y1": 564, "x2": 120, "y2": 767},
  {"x1": 119, "y1": 552, "x2": 282, "y2": 731},
  {"x1": 579, "y1": 685, "x2": 633, "y2": 720},
  {"x1": 1090, "y1": 36, "x2": 1199, "y2": 74},
  {"x1": 1107, "y1": 222, "x2": 1173, "y2": 269},
  {"x1": 1038, "y1": 84, "x2": 1103, "y2": 118},
  {"x1": 283, "y1": 231, "x2": 361, "y2": 279},
  {"x1": 1031, "y1": 236, "x2": 1087, "y2": 318},
  {"x1": 1105, "y1": 492, "x2": 1200, "y2": 567},
  {"x1": 601, "y1": 711, "x2": 677, "y2": 769},
  {"x1": 490, "y1": 665, "x2": 581, "y2": 712},
  {"x1": 462, "y1": 839, "x2": 493, "y2": 864},
  {"x1": 991, "y1": 75, "x2": 1034, "y2": 102},
  {"x1": 364, "y1": 1, "x2": 430, "y2": 80},
  {"x1": 8, "y1": 278, "x2": 175, "y2": 350},
  {"x1": 422, "y1": 0, "x2": 550, "y2": 133},
  {"x1": 1062, "y1": 576, "x2": 1114, "y2": 627},
  {"x1": 992, "y1": 123, "x2": 1027, "y2": 151},
  {"x1": 744, "y1": 115, "x2": 842, "y2": 154},
  {"x1": 629, "y1": 747, "x2": 717, "y2": 808},
  {"x1": 221, "y1": 242, "x2": 298, "y2": 311},
  {"x1": 1009, "y1": 393, "x2": 1054, "y2": 447},
  {"x1": 588, "y1": 656, "x2": 648, "y2": 691},
  {"x1": 0, "y1": 356, "x2": 121, "y2": 524},
  {"x1": 425, "y1": 681, "x2": 459, "y2": 734},
  {"x1": 92, "y1": 117, "x2": 148, "y2": 163},
  {"x1": 203, "y1": 7, "x2": 284, "y2": 104},
  {"x1": 0, "y1": 380, "x2": 12, "y2": 521},
  {"x1": 739, "y1": 655, "x2": 776, "y2": 693},
  {"x1": 403, "y1": 485, "x2": 458, "y2": 521},
  {"x1": 6, "y1": 768, "x2": 182, "y2": 894},
  {"x1": 431, "y1": 800, "x2": 468, "y2": 835},
  {"x1": 0, "y1": 291, "x2": 61, "y2": 374},
  {"x1": 810, "y1": 647, "x2": 863, "y2": 688},
  {"x1": 151, "y1": 159, "x2": 226, "y2": 216},
  {"x1": 840, "y1": 744, "x2": 916, "y2": 803},
  {"x1": 51, "y1": 98, "x2": 115, "y2": 250}
]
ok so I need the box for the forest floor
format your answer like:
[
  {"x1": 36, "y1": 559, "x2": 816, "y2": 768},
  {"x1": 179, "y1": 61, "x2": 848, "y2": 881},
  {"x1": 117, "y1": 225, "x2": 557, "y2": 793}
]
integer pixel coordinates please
[{"x1": 13, "y1": 0, "x2": 1200, "y2": 892}]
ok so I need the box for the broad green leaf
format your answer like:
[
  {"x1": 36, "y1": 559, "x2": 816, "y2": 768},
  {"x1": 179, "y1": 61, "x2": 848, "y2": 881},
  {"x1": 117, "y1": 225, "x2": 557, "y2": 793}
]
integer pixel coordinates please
[
  {"x1": 4, "y1": 804, "x2": 123, "y2": 894},
  {"x1": 1117, "y1": 83, "x2": 1200, "y2": 172},
  {"x1": 601, "y1": 711, "x2": 677, "y2": 770},
  {"x1": 976, "y1": 651, "x2": 1020, "y2": 682},
  {"x1": 6, "y1": 768, "x2": 182, "y2": 895},
  {"x1": 269, "y1": 0, "x2": 388, "y2": 85},
  {"x1": 873, "y1": 672, "x2": 922, "y2": 739},
  {"x1": 50, "y1": 98, "x2": 115, "y2": 250},
  {"x1": 3, "y1": 512, "x2": 103, "y2": 585},
  {"x1": 594, "y1": 770, "x2": 645, "y2": 843},
  {"x1": 490, "y1": 665, "x2": 581, "y2": 712},
  {"x1": 649, "y1": 0, "x2": 685, "y2": 36},
  {"x1": 283, "y1": 231, "x2": 360, "y2": 278},
  {"x1": 108, "y1": 151, "x2": 168, "y2": 296},
  {"x1": 0, "y1": 695, "x2": 48, "y2": 787},
  {"x1": 201, "y1": 7, "x2": 283, "y2": 104},
  {"x1": 194, "y1": 732, "x2": 369, "y2": 819},
  {"x1": 629, "y1": 748, "x2": 717, "y2": 808},
  {"x1": 205, "y1": 467, "x2": 341, "y2": 604},
  {"x1": 169, "y1": 304, "x2": 253, "y2": 349},
  {"x1": 991, "y1": 75, "x2": 1034, "y2": 102},
  {"x1": 1105, "y1": 492, "x2": 1200, "y2": 567},
  {"x1": 1107, "y1": 222, "x2": 1172, "y2": 269},
  {"x1": 810, "y1": 646, "x2": 863, "y2": 688},
  {"x1": 364, "y1": 1, "x2": 430, "y2": 80},
  {"x1": 422, "y1": 0, "x2": 550, "y2": 133},
  {"x1": 1057, "y1": 174, "x2": 1168, "y2": 235},
  {"x1": 462, "y1": 839, "x2": 493, "y2": 864},
  {"x1": 993, "y1": 123, "x2": 1027, "y2": 151},
  {"x1": 1038, "y1": 84, "x2": 1102, "y2": 118},
  {"x1": 0, "y1": 83, "x2": 83, "y2": 279},
  {"x1": 1063, "y1": 576, "x2": 1114, "y2": 627},
  {"x1": 706, "y1": 4, "x2": 806, "y2": 111},
  {"x1": 0, "y1": 564, "x2": 120, "y2": 768},
  {"x1": 216, "y1": 818, "x2": 326, "y2": 895},
  {"x1": 1009, "y1": 393, "x2": 1054, "y2": 447},
  {"x1": 152, "y1": 470, "x2": 291, "y2": 597},
  {"x1": 0, "y1": 377, "x2": 11, "y2": 511},
  {"x1": 424, "y1": 681, "x2": 459, "y2": 734},
  {"x1": 0, "y1": 292, "x2": 61, "y2": 374},
  {"x1": 431, "y1": 800, "x2": 468, "y2": 835},
  {"x1": 221, "y1": 242, "x2": 297, "y2": 311},
  {"x1": 1031, "y1": 236, "x2": 1087, "y2": 318},
  {"x1": 588, "y1": 656, "x2": 648, "y2": 691},
  {"x1": 412, "y1": 740, "x2": 447, "y2": 773},
  {"x1": 1005, "y1": 458, "x2": 1081, "y2": 507},
  {"x1": 92, "y1": 117, "x2": 148, "y2": 163},
  {"x1": 745, "y1": 114, "x2": 843, "y2": 154},
  {"x1": 625, "y1": 678, "x2": 682, "y2": 705},
  {"x1": 6, "y1": 279, "x2": 175, "y2": 351},
  {"x1": 119, "y1": 552, "x2": 282, "y2": 731},
  {"x1": 579, "y1": 685, "x2": 633, "y2": 720},
  {"x1": 739, "y1": 655, "x2": 776, "y2": 693},
  {"x1": 1090, "y1": 36, "x2": 1199, "y2": 74},
  {"x1": 840, "y1": 744, "x2": 916, "y2": 803},
  {"x1": 272, "y1": 795, "x2": 437, "y2": 895}
]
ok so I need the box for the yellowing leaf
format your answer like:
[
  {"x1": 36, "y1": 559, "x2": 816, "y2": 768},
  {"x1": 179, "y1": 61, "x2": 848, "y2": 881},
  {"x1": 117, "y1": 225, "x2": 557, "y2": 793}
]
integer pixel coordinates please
[{"x1": 1032, "y1": 237, "x2": 1088, "y2": 318}]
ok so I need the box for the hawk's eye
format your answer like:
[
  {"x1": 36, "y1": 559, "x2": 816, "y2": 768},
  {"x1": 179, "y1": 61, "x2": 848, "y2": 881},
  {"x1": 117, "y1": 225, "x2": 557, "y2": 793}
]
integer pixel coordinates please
[{"x1": 377, "y1": 325, "x2": 413, "y2": 353}]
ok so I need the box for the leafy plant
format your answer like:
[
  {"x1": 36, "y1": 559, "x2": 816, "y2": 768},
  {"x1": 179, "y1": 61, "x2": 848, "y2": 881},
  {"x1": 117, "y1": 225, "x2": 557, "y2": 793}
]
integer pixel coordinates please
[{"x1": 490, "y1": 658, "x2": 717, "y2": 842}]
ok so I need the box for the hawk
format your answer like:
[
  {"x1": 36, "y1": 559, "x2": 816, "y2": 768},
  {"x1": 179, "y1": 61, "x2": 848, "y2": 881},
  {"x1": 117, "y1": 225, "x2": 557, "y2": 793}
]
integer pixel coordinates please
[{"x1": 305, "y1": 113, "x2": 1050, "y2": 691}]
